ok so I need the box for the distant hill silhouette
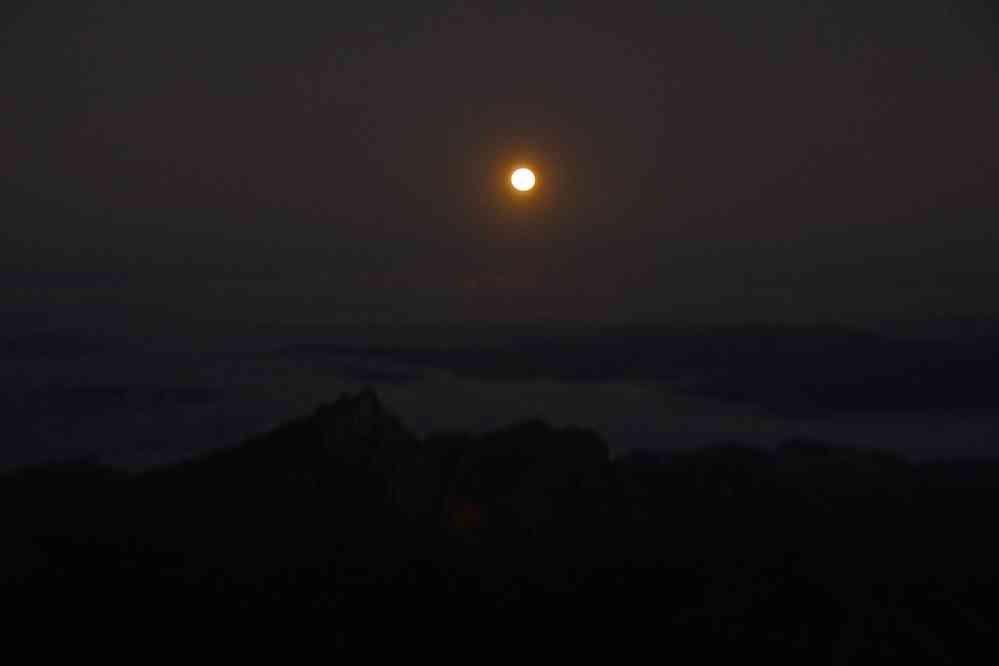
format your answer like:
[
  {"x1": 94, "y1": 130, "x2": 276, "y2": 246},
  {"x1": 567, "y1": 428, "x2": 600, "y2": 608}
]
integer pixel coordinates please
[
  {"x1": 273, "y1": 324, "x2": 999, "y2": 414},
  {"x1": 3, "y1": 390, "x2": 997, "y2": 657}
]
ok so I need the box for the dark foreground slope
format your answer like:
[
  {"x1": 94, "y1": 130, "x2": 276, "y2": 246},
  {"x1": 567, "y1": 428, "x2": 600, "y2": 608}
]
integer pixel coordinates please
[{"x1": 3, "y1": 390, "x2": 997, "y2": 658}]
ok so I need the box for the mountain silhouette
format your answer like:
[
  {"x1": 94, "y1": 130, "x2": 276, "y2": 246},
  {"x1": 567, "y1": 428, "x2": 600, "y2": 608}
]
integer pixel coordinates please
[{"x1": 3, "y1": 389, "x2": 997, "y2": 658}]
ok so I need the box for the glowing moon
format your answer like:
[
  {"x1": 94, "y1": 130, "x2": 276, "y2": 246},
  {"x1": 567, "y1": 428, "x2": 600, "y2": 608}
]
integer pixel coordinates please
[{"x1": 511, "y1": 167, "x2": 536, "y2": 192}]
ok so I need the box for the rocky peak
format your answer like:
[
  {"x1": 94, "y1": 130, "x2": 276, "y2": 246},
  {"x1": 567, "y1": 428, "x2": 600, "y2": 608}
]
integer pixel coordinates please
[
  {"x1": 312, "y1": 388, "x2": 415, "y2": 454},
  {"x1": 310, "y1": 389, "x2": 431, "y2": 518}
]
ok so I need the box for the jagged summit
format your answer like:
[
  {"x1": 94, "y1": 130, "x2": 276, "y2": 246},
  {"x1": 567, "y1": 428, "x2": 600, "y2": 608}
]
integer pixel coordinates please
[
  {"x1": 312, "y1": 387, "x2": 415, "y2": 452},
  {"x1": 155, "y1": 389, "x2": 613, "y2": 528},
  {"x1": 317, "y1": 386, "x2": 383, "y2": 416}
]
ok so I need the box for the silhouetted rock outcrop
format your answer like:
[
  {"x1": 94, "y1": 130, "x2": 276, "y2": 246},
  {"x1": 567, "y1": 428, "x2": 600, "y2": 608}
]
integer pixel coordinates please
[
  {"x1": 310, "y1": 388, "x2": 434, "y2": 519},
  {"x1": 3, "y1": 389, "x2": 998, "y2": 659}
]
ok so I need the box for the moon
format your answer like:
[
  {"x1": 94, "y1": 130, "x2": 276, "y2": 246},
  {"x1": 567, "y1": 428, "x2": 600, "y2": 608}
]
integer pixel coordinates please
[{"x1": 511, "y1": 167, "x2": 536, "y2": 192}]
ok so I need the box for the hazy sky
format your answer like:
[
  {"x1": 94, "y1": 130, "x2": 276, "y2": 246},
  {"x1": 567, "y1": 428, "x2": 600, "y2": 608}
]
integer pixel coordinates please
[{"x1": 3, "y1": 1, "x2": 997, "y2": 331}]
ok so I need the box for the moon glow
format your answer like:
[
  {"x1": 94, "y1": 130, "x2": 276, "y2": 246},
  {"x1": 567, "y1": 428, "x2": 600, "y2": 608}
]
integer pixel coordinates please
[{"x1": 511, "y1": 167, "x2": 536, "y2": 192}]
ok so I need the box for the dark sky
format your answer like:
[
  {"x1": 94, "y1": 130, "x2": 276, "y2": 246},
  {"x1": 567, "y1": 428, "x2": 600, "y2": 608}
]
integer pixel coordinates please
[{"x1": 3, "y1": 1, "x2": 998, "y2": 331}]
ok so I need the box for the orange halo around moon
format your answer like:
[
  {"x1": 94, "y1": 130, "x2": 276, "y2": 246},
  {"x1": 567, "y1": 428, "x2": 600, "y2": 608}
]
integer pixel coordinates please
[{"x1": 511, "y1": 167, "x2": 536, "y2": 192}]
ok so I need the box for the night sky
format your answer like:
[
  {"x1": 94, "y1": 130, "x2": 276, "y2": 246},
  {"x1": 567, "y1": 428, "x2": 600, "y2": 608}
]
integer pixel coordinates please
[{"x1": 3, "y1": 1, "x2": 998, "y2": 330}]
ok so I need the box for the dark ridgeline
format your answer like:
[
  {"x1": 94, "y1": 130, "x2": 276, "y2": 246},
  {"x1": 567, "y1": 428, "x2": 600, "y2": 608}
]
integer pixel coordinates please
[{"x1": 3, "y1": 390, "x2": 997, "y2": 658}]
